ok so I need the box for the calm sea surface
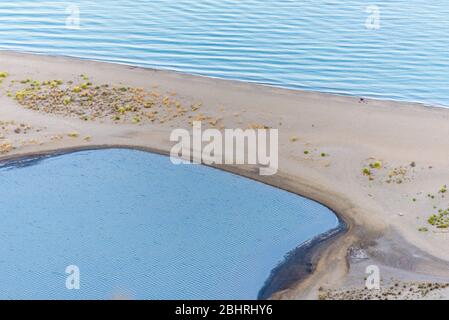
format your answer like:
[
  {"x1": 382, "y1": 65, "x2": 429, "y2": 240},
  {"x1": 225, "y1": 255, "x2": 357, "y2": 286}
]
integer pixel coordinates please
[
  {"x1": 0, "y1": 149, "x2": 338, "y2": 299},
  {"x1": 0, "y1": 0, "x2": 448, "y2": 106}
]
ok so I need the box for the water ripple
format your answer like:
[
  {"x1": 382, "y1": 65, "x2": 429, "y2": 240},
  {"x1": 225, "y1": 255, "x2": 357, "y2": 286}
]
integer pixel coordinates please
[{"x1": 0, "y1": 0, "x2": 448, "y2": 106}]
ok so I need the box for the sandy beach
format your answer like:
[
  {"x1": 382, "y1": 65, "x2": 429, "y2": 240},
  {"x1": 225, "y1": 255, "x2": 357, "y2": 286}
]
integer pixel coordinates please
[{"x1": 2, "y1": 51, "x2": 449, "y2": 299}]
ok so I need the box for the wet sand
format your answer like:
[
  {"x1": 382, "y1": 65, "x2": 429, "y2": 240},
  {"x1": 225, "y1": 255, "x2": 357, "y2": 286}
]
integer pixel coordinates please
[{"x1": 1, "y1": 51, "x2": 449, "y2": 299}]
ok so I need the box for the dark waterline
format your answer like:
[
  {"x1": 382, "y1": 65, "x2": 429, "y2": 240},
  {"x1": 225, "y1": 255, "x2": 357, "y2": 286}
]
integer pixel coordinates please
[{"x1": 0, "y1": 148, "x2": 338, "y2": 299}]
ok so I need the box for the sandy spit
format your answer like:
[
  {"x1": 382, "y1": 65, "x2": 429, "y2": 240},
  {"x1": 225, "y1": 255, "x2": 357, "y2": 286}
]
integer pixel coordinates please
[{"x1": 1, "y1": 51, "x2": 449, "y2": 300}]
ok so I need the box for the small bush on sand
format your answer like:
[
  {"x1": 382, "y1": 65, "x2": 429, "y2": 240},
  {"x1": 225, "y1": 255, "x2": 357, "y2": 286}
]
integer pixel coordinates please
[{"x1": 370, "y1": 160, "x2": 382, "y2": 169}]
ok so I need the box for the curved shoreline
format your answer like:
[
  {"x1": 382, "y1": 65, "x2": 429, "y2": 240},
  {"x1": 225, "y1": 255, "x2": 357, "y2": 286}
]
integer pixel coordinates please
[
  {"x1": 258, "y1": 218, "x2": 347, "y2": 300},
  {"x1": 2, "y1": 51, "x2": 449, "y2": 299}
]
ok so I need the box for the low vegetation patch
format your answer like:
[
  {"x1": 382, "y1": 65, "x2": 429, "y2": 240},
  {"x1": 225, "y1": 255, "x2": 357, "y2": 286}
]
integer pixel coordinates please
[
  {"x1": 427, "y1": 208, "x2": 449, "y2": 229},
  {"x1": 361, "y1": 159, "x2": 384, "y2": 181},
  {"x1": 7, "y1": 75, "x2": 216, "y2": 126}
]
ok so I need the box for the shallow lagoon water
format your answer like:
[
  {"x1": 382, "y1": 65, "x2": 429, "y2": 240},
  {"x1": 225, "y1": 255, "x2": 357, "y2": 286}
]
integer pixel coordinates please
[
  {"x1": 0, "y1": 149, "x2": 338, "y2": 299},
  {"x1": 1, "y1": 0, "x2": 449, "y2": 106}
]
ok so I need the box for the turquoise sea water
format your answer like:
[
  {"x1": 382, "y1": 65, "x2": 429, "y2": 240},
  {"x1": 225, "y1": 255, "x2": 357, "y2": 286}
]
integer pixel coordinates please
[
  {"x1": 0, "y1": 0, "x2": 448, "y2": 106},
  {"x1": 0, "y1": 149, "x2": 338, "y2": 299}
]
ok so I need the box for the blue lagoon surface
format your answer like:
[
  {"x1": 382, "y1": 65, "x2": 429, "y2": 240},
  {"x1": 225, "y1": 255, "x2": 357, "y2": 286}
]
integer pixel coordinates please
[
  {"x1": 0, "y1": 149, "x2": 338, "y2": 299},
  {"x1": 0, "y1": 0, "x2": 449, "y2": 106}
]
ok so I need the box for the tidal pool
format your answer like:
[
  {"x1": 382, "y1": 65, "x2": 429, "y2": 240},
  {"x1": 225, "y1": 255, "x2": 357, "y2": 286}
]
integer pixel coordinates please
[{"x1": 0, "y1": 148, "x2": 338, "y2": 299}]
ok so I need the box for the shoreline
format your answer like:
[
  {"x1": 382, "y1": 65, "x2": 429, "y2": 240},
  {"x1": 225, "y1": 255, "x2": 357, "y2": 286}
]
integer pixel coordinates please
[
  {"x1": 2, "y1": 49, "x2": 448, "y2": 111},
  {"x1": 258, "y1": 217, "x2": 347, "y2": 300},
  {"x1": 2, "y1": 51, "x2": 449, "y2": 299}
]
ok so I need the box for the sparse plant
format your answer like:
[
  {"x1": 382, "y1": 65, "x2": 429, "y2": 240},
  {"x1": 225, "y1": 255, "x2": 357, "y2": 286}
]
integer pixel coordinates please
[
  {"x1": 362, "y1": 167, "x2": 371, "y2": 176},
  {"x1": 370, "y1": 160, "x2": 382, "y2": 169}
]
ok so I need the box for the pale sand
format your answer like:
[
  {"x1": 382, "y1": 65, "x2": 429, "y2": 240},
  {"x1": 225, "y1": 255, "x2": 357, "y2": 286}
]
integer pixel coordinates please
[{"x1": 1, "y1": 51, "x2": 449, "y2": 299}]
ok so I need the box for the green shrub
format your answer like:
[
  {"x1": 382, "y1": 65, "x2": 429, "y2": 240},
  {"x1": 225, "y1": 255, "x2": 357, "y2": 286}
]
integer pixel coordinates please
[{"x1": 370, "y1": 160, "x2": 382, "y2": 169}]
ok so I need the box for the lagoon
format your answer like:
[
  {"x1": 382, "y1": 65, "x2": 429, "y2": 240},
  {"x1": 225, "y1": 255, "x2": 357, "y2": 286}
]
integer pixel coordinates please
[{"x1": 0, "y1": 149, "x2": 338, "y2": 299}]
